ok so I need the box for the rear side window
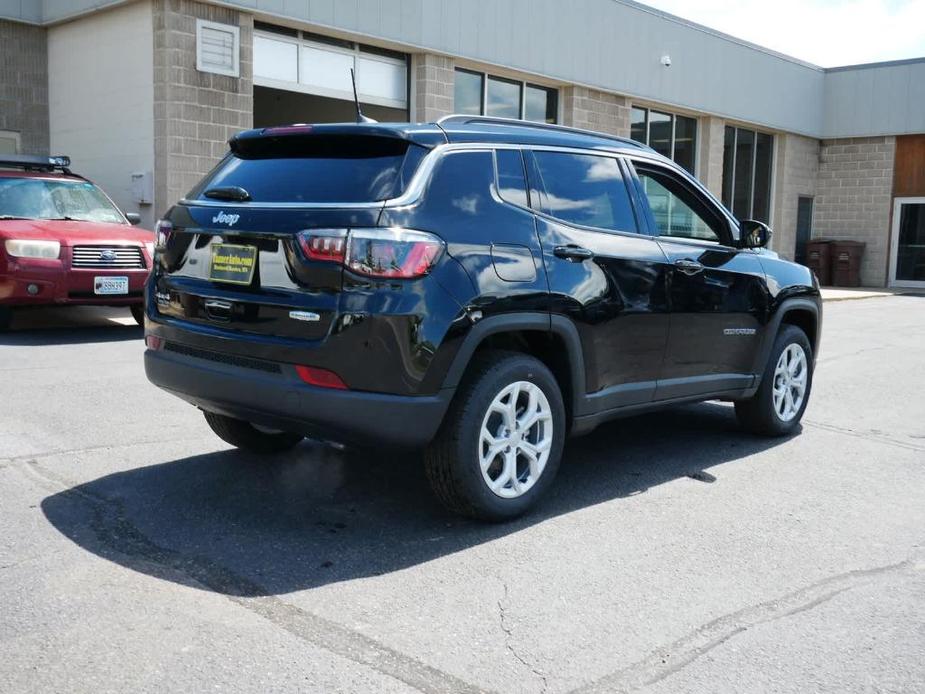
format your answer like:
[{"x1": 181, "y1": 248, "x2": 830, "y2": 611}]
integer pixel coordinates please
[
  {"x1": 495, "y1": 149, "x2": 529, "y2": 208},
  {"x1": 192, "y1": 135, "x2": 427, "y2": 203},
  {"x1": 530, "y1": 151, "x2": 637, "y2": 232}
]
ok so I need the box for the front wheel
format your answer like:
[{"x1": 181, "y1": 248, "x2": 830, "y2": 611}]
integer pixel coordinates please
[
  {"x1": 130, "y1": 304, "x2": 144, "y2": 327},
  {"x1": 203, "y1": 411, "x2": 304, "y2": 454},
  {"x1": 0, "y1": 306, "x2": 11, "y2": 332},
  {"x1": 735, "y1": 324, "x2": 813, "y2": 436},
  {"x1": 425, "y1": 351, "x2": 566, "y2": 521}
]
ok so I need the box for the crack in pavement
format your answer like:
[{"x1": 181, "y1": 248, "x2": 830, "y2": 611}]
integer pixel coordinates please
[
  {"x1": 0, "y1": 437, "x2": 210, "y2": 471},
  {"x1": 803, "y1": 420, "x2": 925, "y2": 453},
  {"x1": 568, "y1": 554, "x2": 922, "y2": 694},
  {"x1": 497, "y1": 581, "x2": 549, "y2": 693},
  {"x1": 21, "y1": 460, "x2": 493, "y2": 694}
]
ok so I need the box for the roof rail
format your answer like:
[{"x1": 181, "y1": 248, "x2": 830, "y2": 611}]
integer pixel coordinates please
[
  {"x1": 0, "y1": 154, "x2": 72, "y2": 173},
  {"x1": 436, "y1": 114, "x2": 647, "y2": 150}
]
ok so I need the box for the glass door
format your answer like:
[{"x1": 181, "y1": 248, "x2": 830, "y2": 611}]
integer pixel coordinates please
[{"x1": 890, "y1": 198, "x2": 925, "y2": 288}]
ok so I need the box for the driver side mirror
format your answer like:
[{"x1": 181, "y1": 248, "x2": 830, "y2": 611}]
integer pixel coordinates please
[
  {"x1": 737, "y1": 219, "x2": 772, "y2": 249},
  {"x1": 125, "y1": 212, "x2": 142, "y2": 226}
]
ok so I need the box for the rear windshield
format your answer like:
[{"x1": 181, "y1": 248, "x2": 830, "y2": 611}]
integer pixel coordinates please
[{"x1": 191, "y1": 135, "x2": 427, "y2": 204}]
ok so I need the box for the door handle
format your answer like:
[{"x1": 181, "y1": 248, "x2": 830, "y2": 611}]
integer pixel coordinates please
[
  {"x1": 204, "y1": 298, "x2": 233, "y2": 322},
  {"x1": 674, "y1": 258, "x2": 704, "y2": 275},
  {"x1": 553, "y1": 245, "x2": 594, "y2": 262}
]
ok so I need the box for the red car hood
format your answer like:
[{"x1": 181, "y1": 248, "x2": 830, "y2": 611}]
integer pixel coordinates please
[{"x1": 0, "y1": 219, "x2": 153, "y2": 245}]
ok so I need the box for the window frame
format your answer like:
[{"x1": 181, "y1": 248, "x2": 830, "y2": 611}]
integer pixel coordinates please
[
  {"x1": 722, "y1": 125, "x2": 775, "y2": 223},
  {"x1": 196, "y1": 19, "x2": 241, "y2": 78},
  {"x1": 522, "y1": 148, "x2": 644, "y2": 237},
  {"x1": 453, "y1": 67, "x2": 559, "y2": 123},
  {"x1": 629, "y1": 105, "x2": 698, "y2": 174},
  {"x1": 627, "y1": 156, "x2": 737, "y2": 248}
]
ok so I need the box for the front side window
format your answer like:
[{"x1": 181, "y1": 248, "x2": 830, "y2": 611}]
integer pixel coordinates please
[
  {"x1": 722, "y1": 126, "x2": 774, "y2": 222},
  {"x1": 530, "y1": 151, "x2": 637, "y2": 232},
  {"x1": 630, "y1": 106, "x2": 698, "y2": 174},
  {"x1": 634, "y1": 165, "x2": 725, "y2": 243},
  {"x1": 0, "y1": 177, "x2": 125, "y2": 224}
]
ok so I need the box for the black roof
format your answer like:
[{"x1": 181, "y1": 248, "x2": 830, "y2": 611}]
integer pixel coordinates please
[{"x1": 230, "y1": 117, "x2": 655, "y2": 156}]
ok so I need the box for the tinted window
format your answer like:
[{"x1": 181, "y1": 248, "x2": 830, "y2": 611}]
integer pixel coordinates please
[
  {"x1": 531, "y1": 151, "x2": 637, "y2": 232},
  {"x1": 454, "y1": 69, "x2": 483, "y2": 115},
  {"x1": 635, "y1": 165, "x2": 724, "y2": 243},
  {"x1": 524, "y1": 85, "x2": 557, "y2": 123},
  {"x1": 495, "y1": 149, "x2": 528, "y2": 207},
  {"x1": 193, "y1": 136, "x2": 424, "y2": 203},
  {"x1": 486, "y1": 76, "x2": 521, "y2": 119}
]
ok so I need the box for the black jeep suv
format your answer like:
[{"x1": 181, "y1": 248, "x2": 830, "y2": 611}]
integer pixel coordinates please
[{"x1": 144, "y1": 116, "x2": 821, "y2": 520}]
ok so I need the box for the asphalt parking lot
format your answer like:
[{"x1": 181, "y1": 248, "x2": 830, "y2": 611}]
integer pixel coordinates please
[{"x1": 1, "y1": 296, "x2": 923, "y2": 694}]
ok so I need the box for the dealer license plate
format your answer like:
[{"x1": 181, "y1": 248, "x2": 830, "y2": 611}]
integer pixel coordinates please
[{"x1": 209, "y1": 243, "x2": 257, "y2": 285}]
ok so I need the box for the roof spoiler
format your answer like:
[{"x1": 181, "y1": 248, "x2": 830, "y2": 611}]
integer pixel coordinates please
[
  {"x1": 228, "y1": 123, "x2": 447, "y2": 154},
  {"x1": 0, "y1": 154, "x2": 72, "y2": 173}
]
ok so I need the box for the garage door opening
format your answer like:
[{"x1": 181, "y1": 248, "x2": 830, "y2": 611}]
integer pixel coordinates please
[{"x1": 254, "y1": 86, "x2": 407, "y2": 128}]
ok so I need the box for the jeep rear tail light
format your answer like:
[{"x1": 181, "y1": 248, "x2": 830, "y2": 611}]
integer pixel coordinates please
[
  {"x1": 296, "y1": 230, "x2": 347, "y2": 263},
  {"x1": 295, "y1": 228, "x2": 443, "y2": 279}
]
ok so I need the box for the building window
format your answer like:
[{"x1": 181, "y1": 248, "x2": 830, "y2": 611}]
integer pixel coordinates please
[
  {"x1": 253, "y1": 27, "x2": 408, "y2": 109},
  {"x1": 454, "y1": 68, "x2": 558, "y2": 123},
  {"x1": 196, "y1": 19, "x2": 240, "y2": 78},
  {"x1": 722, "y1": 126, "x2": 774, "y2": 222},
  {"x1": 630, "y1": 106, "x2": 697, "y2": 173}
]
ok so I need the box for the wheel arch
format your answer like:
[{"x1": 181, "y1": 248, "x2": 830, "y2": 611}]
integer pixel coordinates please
[
  {"x1": 440, "y1": 313, "x2": 585, "y2": 422},
  {"x1": 751, "y1": 297, "x2": 821, "y2": 378}
]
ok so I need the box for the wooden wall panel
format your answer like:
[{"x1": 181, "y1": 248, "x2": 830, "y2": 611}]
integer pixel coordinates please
[{"x1": 894, "y1": 135, "x2": 925, "y2": 197}]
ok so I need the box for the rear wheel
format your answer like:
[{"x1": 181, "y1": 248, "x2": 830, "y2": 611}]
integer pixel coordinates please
[
  {"x1": 0, "y1": 306, "x2": 11, "y2": 332},
  {"x1": 130, "y1": 304, "x2": 144, "y2": 327},
  {"x1": 735, "y1": 324, "x2": 813, "y2": 436},
  {"x1": 203, "y1": 411, "x2": 304, "y2": 454},
  {"x1": 424, "y1": 351, "x2": 565, "y2": 521}
]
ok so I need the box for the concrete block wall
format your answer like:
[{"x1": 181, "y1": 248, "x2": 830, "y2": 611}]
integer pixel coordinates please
[
  {"x1": 153, "y1": 0, "x2": 253, "y2": 217},
  {"x1": 413, "y1": 53, "x2": 454, "y2": 122},
  {"x1": 814, "y1": 136, "x2": 895, "y2": 286},
  {"x1": 561, "y1": 87, "x2": 630, "y2": 137},
  {"x1": 698, "y1": 116, "x2": 725, "y2": 198},
  {"x1": 0, "y1": 20, "x2": 49, "y2": 154},
  {"x1": 771, "y1": 133, "x2": 820, "y2": 260}
]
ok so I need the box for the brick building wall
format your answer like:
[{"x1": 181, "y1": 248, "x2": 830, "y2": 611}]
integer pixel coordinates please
[
  {"x1": 153, "y1": 0, "x2": 253, "y2": 217},
  {"x1": 413, "y1": 54, "x2": 454, "y2": 122},
  {"x1": 814, "y1": 136, "x2": 895, "y2": 286},
  {"x1": 771, "y1": 133, "x2": 820, "y2": 260},
  {"x1": 0, "y1": 20, "x2": 49, "y2": 154},
  {"x1": 560, "y1": 87, "x2": 630, "y2": 137}
]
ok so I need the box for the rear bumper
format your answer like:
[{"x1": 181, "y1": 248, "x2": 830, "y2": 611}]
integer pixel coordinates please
[
  {"x1": 144, "y1": 345, "x2": 453, "y2": 449},
  {"x1": 0, "y1": 261, "x2": 147, "y2": 306}
]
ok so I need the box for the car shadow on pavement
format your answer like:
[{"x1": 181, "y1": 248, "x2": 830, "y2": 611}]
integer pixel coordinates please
[
  {"x1": 41, "y1": 402, "x2": 795, "y2": 596},
  {"x1": 0, "y1": 306, "x2": 142, "y2": 345}
]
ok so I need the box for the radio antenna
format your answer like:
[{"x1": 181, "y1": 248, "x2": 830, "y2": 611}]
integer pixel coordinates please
[{"x1": 350, "y1": 68, "x2": 377, "y2": 124}]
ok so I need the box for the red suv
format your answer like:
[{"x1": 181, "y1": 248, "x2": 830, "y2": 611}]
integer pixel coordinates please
[{"x1": 0, "y1": 155, "x2": 154, "y2": 330}]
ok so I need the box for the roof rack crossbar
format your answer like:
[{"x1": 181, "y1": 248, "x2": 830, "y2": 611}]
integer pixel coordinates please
[{"x1": 435, "y1": 114, "x2": 647, "y2": 149}]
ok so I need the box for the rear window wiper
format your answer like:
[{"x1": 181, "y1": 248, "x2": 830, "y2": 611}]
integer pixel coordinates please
[{"x1": 204, "y1": 186, "x2": 251, "y2": 202}]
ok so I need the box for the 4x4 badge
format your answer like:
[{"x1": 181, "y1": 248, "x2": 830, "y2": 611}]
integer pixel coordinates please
[{"x1": 212, "y1": 211, "x2": 240, "y2": 226}]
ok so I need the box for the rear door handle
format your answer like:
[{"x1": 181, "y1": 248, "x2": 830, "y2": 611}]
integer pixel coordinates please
[
  {"x1": 553, "y1": 245, "x2": 594, "y2": 262},
  {"x1": 674, "y1": 258, "x2": 704, "y2": 275}
]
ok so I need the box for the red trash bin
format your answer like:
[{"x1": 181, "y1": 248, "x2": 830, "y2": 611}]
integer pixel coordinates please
[
  {"x1": 831, "y1": 240, "x2": 865, "y2": 287},
  {"x1": 805, "y1": 239, "x2": 833, "y2": 286}
]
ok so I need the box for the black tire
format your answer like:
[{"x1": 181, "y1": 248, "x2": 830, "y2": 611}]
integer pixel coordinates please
[
  {"x1": 0, "y1": 306, "x2": 11, "y2": 332},
  {"x1": 203, "y1": 411, "x2": 304, "y2": 454},
  {"x1": 735, "y1": 324, "x2": 813, "y2": 436},
  {"x1": 130, "y1": 304, "x2": 145, "y2": 327},
  {"x1": 424, "y1": 350, "x2": 566, "y2": 521}
]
